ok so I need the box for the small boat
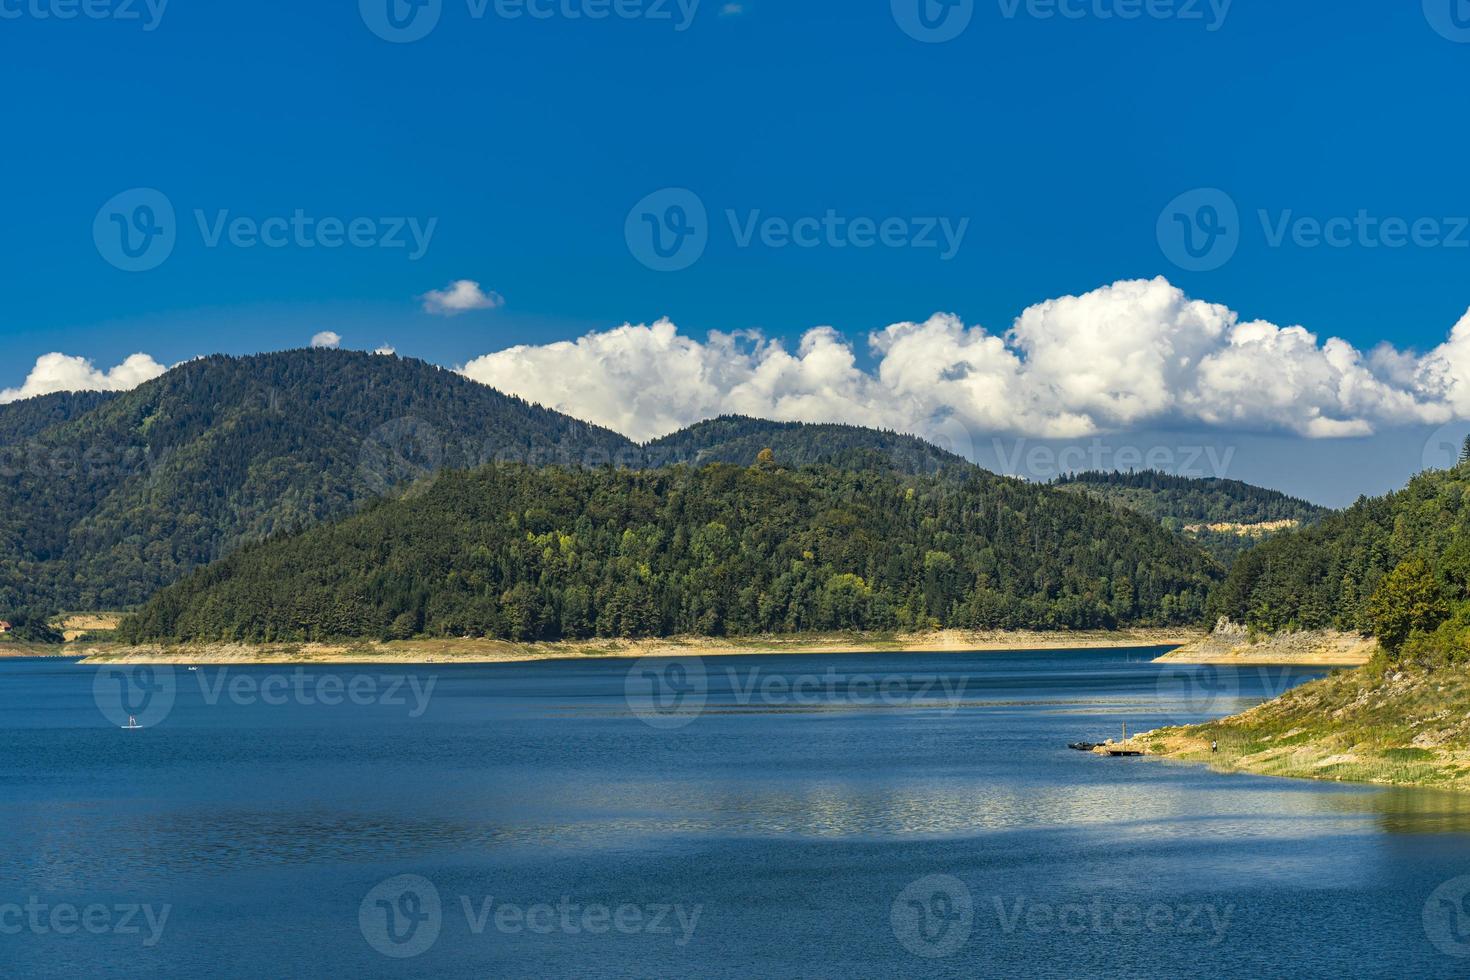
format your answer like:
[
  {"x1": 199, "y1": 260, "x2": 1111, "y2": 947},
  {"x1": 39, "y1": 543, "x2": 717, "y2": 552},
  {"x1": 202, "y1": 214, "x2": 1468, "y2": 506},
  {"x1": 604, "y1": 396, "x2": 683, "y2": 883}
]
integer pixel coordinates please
[
  {"x1": 1068, "y1": 742, "x2": 1100, "y2": 752},
  {"x1": 121, "y1": 715, "x2": 142, "y2": 730},
  {"x1": 1106, "y1": 722, "x2": 1143, "y2": 757}
]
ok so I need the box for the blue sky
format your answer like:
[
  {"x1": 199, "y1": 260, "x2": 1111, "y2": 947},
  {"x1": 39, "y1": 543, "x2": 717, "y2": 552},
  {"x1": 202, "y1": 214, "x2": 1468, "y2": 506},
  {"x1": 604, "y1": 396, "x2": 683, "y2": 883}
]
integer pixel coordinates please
[{"x1": 3, "y1": 0, "x2": 1469, "y2": 504}]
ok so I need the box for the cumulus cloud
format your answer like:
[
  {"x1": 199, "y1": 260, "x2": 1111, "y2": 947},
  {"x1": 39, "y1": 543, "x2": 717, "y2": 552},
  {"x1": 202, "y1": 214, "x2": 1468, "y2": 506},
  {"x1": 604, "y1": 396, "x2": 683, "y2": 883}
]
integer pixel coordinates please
[
  {"x1": 372, "y1": 345, "x2": 397, "y2": 357},
  {"x1": 420, "y1": 280, "x2": 504, "y2": 316},
  {"x1": 459, "y1": 276, "x2": 1470, "y2": 443},
  {"x1": 310, "y1": 331, "x2": 341, "y2": 349},
  {"x1": 1, "y1": 352, "x2": 167, "y2": 405}
]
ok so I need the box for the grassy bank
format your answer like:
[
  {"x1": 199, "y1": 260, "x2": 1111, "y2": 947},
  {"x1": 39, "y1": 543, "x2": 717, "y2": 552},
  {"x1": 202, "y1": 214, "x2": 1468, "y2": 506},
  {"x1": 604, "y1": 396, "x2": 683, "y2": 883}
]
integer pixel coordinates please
[
  {"x1": 72, "y1": 627, "x2": 1204, "y2": 665},
  {"x1": 1136, "y1": 662, "x2": 1470, "y2": 793}
]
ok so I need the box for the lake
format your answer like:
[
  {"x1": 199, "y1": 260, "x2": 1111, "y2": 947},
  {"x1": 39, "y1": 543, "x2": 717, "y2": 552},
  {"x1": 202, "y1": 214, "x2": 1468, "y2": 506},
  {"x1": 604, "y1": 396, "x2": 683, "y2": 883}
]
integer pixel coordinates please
[{"x1": 4, "y1": 648, "x2": 1470, "y2": 978}]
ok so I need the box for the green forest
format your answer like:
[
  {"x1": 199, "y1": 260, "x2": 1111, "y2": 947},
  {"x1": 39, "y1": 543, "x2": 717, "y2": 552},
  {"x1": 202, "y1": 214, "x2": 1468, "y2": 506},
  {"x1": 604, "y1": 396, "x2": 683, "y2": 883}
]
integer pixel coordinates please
[
  {"x1": 120, "y1": 460, "x2": 1221, "y2": 643},
  {"x1": 0, "y1": 349, "x2": 631, "y2": 612},
  {"x1": 1055, "y1": 469, "x2": 1328, "y2": 562},
  {"x1": 1210, "y1": 459, "x2": 1470, "y2": 666}
]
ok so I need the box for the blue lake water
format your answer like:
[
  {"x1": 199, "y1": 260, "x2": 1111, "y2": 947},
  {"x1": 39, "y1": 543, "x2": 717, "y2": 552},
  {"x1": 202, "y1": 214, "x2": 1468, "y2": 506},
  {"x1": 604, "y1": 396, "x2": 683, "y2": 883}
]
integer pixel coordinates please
[{"x1": 5, "y1": 648, "x2": 1470, "y2": 978}]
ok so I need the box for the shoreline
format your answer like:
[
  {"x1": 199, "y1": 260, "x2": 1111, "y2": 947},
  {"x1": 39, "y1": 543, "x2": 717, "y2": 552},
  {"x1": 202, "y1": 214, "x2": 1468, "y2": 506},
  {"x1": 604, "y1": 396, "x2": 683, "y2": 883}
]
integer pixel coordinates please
[
  {"x1": 1153, "y1": 625, "x2": 1375, "y2": 667},
  {"x1": 66, "y1": 627, "x2": 1206, "y2": 665},
  {"x1": 1133, "y1": 663, "x2": 1470, "y2": 795}
]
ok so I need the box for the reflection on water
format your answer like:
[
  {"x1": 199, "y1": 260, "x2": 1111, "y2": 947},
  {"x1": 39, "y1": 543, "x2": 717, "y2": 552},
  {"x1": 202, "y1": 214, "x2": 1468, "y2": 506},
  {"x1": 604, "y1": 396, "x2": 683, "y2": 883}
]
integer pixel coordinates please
[
  {"x1": 1312, "y1": 784, "x2": 1470, "y2": 835},
  {"x1": 3, "y1": 650, "x2": 1469, "y2": 977}
]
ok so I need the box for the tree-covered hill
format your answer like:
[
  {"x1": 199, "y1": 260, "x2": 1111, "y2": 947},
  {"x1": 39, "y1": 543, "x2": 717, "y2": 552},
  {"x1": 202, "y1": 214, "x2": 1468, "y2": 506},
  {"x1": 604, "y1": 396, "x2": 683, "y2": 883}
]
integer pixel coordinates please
[
  {"x1": 1054, "y1": 469, "x2": 1330, "y2": 562},
  {"x1": 120, "y1": 460, "x2": 1222, "y2": 644},
  {"x1": 0, "y1": 389, "x2": 120, "y2": 446},
  {"x1": 644, "y1": 416, "x2": 972, "y2": 476},
  {"x1": 1210, "y1": 462, "x2": 1470, "y2": 665},
  {"x1": 0, "y1": 349, "x2": 633, "y2": 612}
]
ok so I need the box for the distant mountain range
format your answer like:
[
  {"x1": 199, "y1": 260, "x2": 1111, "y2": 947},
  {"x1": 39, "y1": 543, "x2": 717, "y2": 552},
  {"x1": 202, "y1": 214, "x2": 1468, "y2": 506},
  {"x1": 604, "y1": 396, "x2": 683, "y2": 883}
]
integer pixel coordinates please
[
  {"x1": 0, "y1": 350, "x2": 629, "y2": 612},
  {"x1": 1055, "y1": 470, "x2": 1330, "y2": 562},
  {"x1": 120, "y1": 460, "x2": 1221, "y2": 644},
  {"x1": 3, "y1": 349, "x2": 1315, "y2": 628}
]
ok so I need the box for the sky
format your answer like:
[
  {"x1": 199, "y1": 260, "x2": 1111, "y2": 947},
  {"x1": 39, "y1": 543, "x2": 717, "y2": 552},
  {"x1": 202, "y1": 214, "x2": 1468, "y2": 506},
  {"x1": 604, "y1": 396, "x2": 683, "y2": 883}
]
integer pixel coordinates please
[{"x1": 2, "y1": 0, "x2": 1468, "y2": 506}]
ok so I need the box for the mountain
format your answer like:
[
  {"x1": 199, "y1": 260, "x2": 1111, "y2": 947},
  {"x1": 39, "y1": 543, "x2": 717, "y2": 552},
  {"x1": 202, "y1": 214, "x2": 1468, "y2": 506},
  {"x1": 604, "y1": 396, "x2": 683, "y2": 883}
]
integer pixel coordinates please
[
  {"x1": 644, "y1": 416, "x2": 972, "y2": 475},
  {"x1": 120, "y1": 460, "x2": 1222, "y2": 643},
  {"x1": 1054, "y1": 470, "x2": 1330, "y2": 562},
  {"x1": 1211, "y1": 463, "x2": 1470, "y2": 664},
  {"x1": 0, "y1": 349, "x2": 634, "y2": 612},
  {"x1": 0, "y1": 389, "x2": 120, "y2": 445}
]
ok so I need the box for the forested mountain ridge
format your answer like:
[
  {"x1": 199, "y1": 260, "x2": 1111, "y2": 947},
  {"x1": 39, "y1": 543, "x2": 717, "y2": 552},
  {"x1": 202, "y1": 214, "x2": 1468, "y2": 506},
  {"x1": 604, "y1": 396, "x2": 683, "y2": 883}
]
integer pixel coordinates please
[
  {"x1": 0, "y1": 389, "x2": 120, "y2": 446},
  {"x1": 644, "y1": 416, "x2": 973, "y2": 475},
  {"x1": 0, "y1": 349, "x2": 633, "y2": 612},
  {"x1": 120, "y1": 460, "x2": 1223, "y2": 643},
  {"x1": 1210, "y1": 463, "x2": 1470, "y2": 664},
  {"x1": 1055, "y1": 469, "x2": 1330, "y2": 562}
]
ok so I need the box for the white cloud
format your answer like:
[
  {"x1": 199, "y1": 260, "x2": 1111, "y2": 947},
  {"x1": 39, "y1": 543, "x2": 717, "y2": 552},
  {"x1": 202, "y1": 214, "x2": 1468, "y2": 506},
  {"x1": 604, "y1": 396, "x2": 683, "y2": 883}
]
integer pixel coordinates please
[
  {"x1": 458, "y1": 277, "x2": 1470, "y2": 443},
  {"x1": 372, "y1": 345, "x2": 397, "y2": 357},
  {"x1": 310, "y1": 331, "x2": 341, "y2": 349},
  {"x1": 420, "y1": 280, "x2": 504, "y2": 316},
  {"x1": 1, "y1": 352, "x2": 167, "y2": 405}
]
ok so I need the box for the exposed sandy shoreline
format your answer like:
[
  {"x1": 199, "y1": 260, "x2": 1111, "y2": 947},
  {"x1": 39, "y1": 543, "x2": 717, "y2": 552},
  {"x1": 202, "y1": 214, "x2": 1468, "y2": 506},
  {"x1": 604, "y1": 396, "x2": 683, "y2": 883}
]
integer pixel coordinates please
[
  {"x1": 67, "y1": 628, "x2": 1206, "y2": 665},
  {"x1": 1153, "y1": 622, "x2": 1375, "y2": 666}
]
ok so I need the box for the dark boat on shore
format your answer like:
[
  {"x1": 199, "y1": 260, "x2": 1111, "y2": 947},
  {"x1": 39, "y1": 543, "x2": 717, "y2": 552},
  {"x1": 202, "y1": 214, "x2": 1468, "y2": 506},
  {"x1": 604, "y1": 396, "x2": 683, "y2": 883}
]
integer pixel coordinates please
[
  {"x1": 1068, "y1": 742, "x2": 1099, "y2": 751},
  {"x1": 1105, "y1": 722, "x2": 1144, "y2": 757}
]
